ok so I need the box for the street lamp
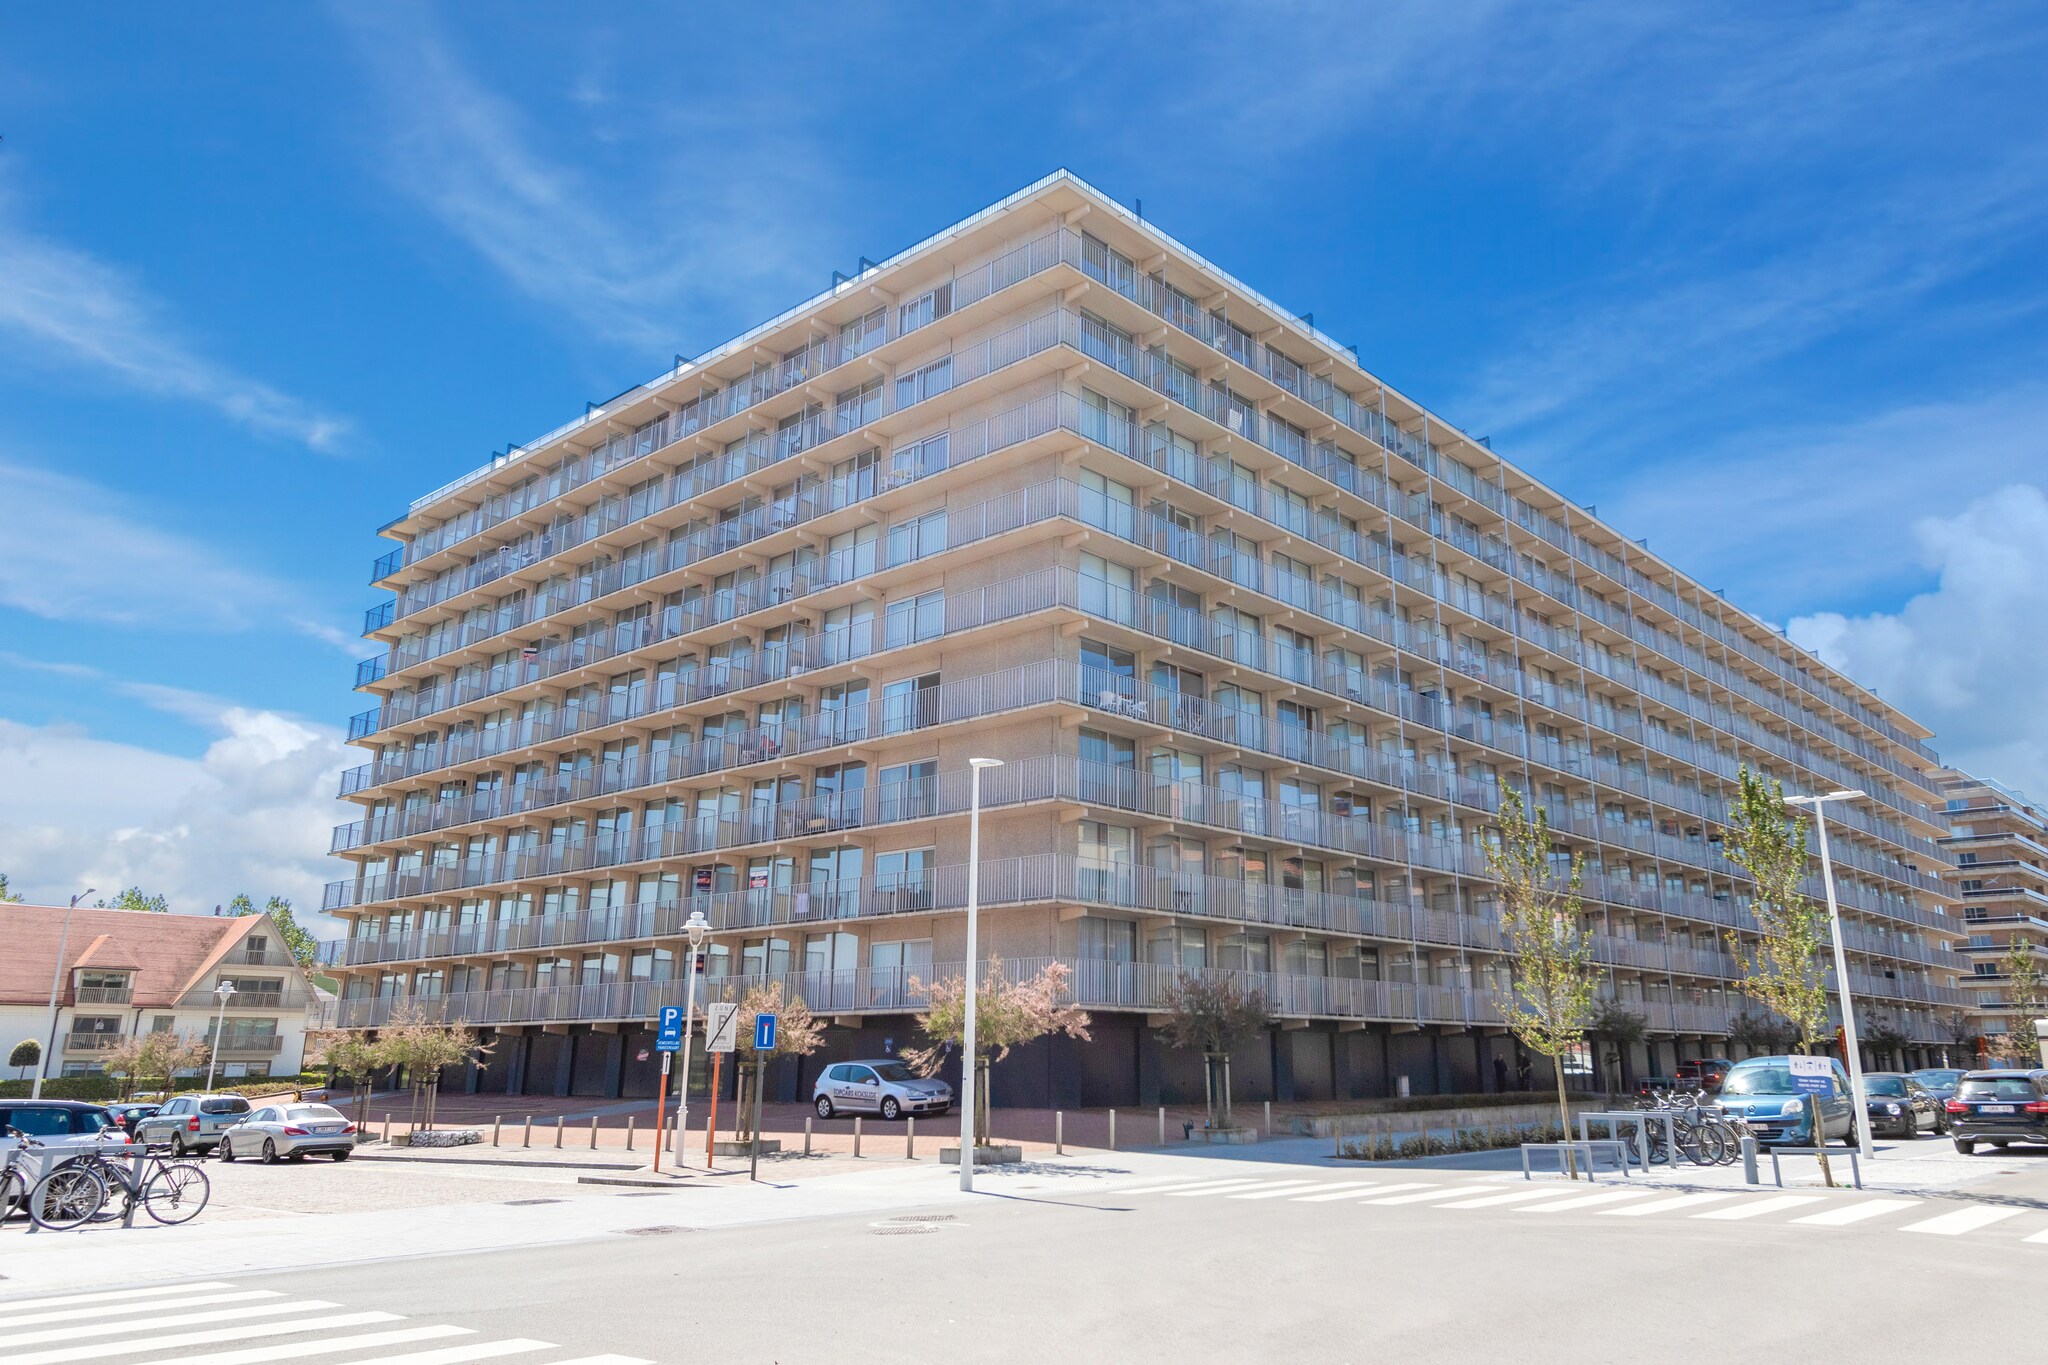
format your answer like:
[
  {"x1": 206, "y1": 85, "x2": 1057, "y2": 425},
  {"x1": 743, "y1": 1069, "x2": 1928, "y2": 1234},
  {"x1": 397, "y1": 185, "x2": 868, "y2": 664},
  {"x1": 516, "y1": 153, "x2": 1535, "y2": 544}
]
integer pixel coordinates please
[
  {"x1": 33, "y1": 888, "x2": 96, "y2": 1101},
  {"x1": 1787, "y1": 789, "x2": 1874, "y2": 1161},
  {"x1": 960, "y1": 757, "x2": 1003, "y2": 1194},
  {"x1": 204, "y1": 981, "x2": 237, "y2": 1092},
  {"x1": 674, "y1": 909, "x2": 710, "y2": 1161}
]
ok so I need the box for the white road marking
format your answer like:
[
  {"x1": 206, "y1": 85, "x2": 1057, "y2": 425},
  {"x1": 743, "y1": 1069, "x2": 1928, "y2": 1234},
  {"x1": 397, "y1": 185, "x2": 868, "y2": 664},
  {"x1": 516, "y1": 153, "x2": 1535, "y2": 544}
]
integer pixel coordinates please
[
  {"x1": 8, "y1": 1312, "x2": 401, "y2": 1365},
  {"x1": 1691, "y1": 1196, "x2": 1824, "y2": 1221},
  {"x1": 1792, "y1": 1199, "x2": 1920, "y2": 1226},
  {"x1": 1438, "y1": 1188, "x2": 1591, "y2": 1210},
  {"x1": 1127, "y1": 1178, "x2": 1270, "y2": 1196},
  {"x1": 135, "y1": 1327, "x2": 473, "y2": 1365},
  {"x1": 2022, "y1": 1226, "x2": 2048, "y2": 1244},
  {"x1": 543, "y1": 1357, "x2": 657, "y2": 1365},
  {"x1": 0, "y1": 1286, "x2": 241, "y2": 1316},
  {"x1": 1225, "y1": 1182, "x2": 1326, "y2": 1200},
  {"x1": 1900, "y1": 1205, "x2": 2024, "y2": 1236},
  {"x1": 2, "y1": 1294, "x2": 283, "y2": 1329},
  {"x1": 0, "y1": 1302, "x2": 343, "y2": 1350},
  {"x1": 1163, "y1": 1179, "x2": 1301, "y2": 1197},
  {"x1": 1601, "y1": 1193, "x2": 1741, "y2": 1217},
  {"x1": 1516, "y1": 1189, "x2": 1655, "y2": 1213},
  {"x1": 1343, "y1": 1182, "x2": 1436, "y2": 1199},
  {"x1": 340, "y1": 1341, "x2": 551, "y2": 1365},
  {"x1": 1289, "y1": 1184, "x2": 1385, "y2": 1201},
  {"x1": 1359, "y1": 1186, "x2": 1453, "y2": 1205}
]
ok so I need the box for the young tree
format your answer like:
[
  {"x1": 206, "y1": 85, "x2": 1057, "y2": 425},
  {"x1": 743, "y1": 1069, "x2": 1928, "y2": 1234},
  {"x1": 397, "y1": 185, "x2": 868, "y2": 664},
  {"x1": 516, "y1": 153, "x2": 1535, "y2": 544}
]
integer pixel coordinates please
[
  {"x1": 1485, "y1": 780, "x2": 1600, "y2": 1171},
  {"x1": 378, "y1": 1004, "x2": 492, "y2": 1132},
  {"x1": 98, "y1": 887, "x2": 171, "y2": 913},
  {"x1": 0, "y1": 873, "x2": 25, "y2": 902},
  {"x1": 2001, "y1": 936, "x2": 2046, "y2": 1065},
  {"x1": 905, "y1": 956, "x2": 1091, "y2": 1149},
  {"x1": 131, "y1": 1031, "x2": 212, "y2": 1097},
  {"x1": 1153, "y1": 973, "x2": 1273, "y2": 1129},
  {"x1": 728, "y1": 980, "x2": 826, "y2": 1141},
  {"x1": 1723, "y1": 766, "x2": 1840, "y2": 1186},
  {"x1": 324, "y1": 1033, "x2": 391, "y2": 1133},
  {"x1": 99, "y1": 1035, "x2": 146, "y2": 1099},
  {"x1": 228, "y1": 894, "x2": 321, "y2": 968},
  {"x1": 1585, "y1": 1000, "x2": 1647, "y2": 1095},
  {"x1": 9, "y1": 1038, "x2": 40, "y2": 1080}
]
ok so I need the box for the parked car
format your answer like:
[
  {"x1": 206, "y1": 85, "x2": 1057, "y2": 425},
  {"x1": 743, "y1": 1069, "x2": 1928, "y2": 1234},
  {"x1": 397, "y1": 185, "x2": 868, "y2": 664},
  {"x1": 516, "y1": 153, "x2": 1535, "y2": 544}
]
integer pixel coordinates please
[
  {"x1": 1860, "y1": 1073, "x2": 1941, "y2": 1138},
  {"x1": 106, "y1": 1102, "x2": 162, "y2": 1136},
  {"x1": 1910, "y1": 1068, "x2": 1968, "y2": 1113},
  {"x1": 812, "y1": 1060, "x2": 953, "y2": 1120},
  {"x1": 1713, "y1": 1055, "x2": 1857, "y2": 1145},
  {"x1": 1677, "y1": 1058, "x2": 1736, "y2": 1092},
  {"x1": 219, "y1": 1102, "x2": 357, "y2": 1163},
  {"x1": 133, "y1": 1093, "x2": 253, "y2": 1156},
  {"x1": 0, "y1": 1100, "x2": 120, "y2": 1140},
  {"x1": 1946, "y1": 1070, "x2": 2048, "y2": 1154}
]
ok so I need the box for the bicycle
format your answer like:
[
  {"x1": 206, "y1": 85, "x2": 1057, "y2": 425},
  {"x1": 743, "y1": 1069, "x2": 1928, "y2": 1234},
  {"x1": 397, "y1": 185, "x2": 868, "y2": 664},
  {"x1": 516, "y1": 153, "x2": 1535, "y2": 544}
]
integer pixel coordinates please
[
  {"x1": 2, "y1": 1130, "x2": 111, "y2": 1232},
  {"x1": 69, "y1": 1128, "x2": 212, "y2": 1226}
]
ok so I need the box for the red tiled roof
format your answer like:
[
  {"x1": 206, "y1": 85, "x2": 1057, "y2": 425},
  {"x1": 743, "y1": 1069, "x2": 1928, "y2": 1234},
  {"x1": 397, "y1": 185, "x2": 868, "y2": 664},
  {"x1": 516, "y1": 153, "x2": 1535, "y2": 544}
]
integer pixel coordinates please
[{"x1": 0, "y1": 904, "x2": 268, "y2": 1007}]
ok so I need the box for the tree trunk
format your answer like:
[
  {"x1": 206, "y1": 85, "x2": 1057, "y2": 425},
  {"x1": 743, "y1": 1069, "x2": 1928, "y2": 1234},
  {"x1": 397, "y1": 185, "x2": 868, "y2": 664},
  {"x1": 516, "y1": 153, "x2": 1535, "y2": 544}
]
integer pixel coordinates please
[
  {"x1": 973, "y1": 1056, "x2": 991, "y2": 1149},
  {"x1": 1553, "y1": 1056, "x2": 1578, "y2": 1179}
]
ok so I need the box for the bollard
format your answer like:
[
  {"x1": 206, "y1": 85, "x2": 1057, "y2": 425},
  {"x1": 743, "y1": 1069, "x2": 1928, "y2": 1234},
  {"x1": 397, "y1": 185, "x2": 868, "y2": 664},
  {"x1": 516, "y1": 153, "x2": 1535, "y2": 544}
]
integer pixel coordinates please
[
  {"x1": 523, "y1": 1115, "x2": 532, "y2": 1148},
  {"x1": 805, "y1": 1116, "x2": 814, "y2": 1157},
  {"x1": 1159, "y1": 1106, "x2": 1166, "y2": 1145},
  {"x1": 590, "y1": 1115, "x2": 599, "y2": 1150},
  {"x1": 1265, "y1": 1100, "x2": 1272, "y2": 1136},
  {"x1": 907, "y1": 1116, "x2": 916, "y2": 1160},
  {"x1": 1056, "y1": 1111, "x2": 1064, "y2": 1155},
  {"x1": 492, "y1": 1116, "x2": 502, "y2": 1148},
  {"x1": 555, "y1": 1115, "x2": 565, "y2": 1149},
  {"x1": 1109, "y1": 1108, "x2": 1117, "y2": 1151},
  {"x1": 854, "y1": 1116, "x2": 863, "y2": 1158},
  {"x1": 1741, "y1": 1135, "x2": 1759, "y2": 1186},
  {"x1": 382, "y1": 1117, "x2": 391, "y2": 1143},
  {"x1": 626, "y1": 1115, "x2": 635, "y2": 1152}
]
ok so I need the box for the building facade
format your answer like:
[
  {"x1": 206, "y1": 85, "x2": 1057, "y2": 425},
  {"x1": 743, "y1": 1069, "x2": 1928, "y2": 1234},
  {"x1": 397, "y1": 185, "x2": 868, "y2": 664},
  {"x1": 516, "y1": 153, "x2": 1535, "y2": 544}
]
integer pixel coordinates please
[
  {"x1": 1938, "y1": 768, "x2": 2048, "y2": 1060},
  {"x1": 324, "y1": 171, "x2": 1967, "y2": 1106},
  {"x1": 0, "y1": 905, "x2": 318, "y2": 1085}
]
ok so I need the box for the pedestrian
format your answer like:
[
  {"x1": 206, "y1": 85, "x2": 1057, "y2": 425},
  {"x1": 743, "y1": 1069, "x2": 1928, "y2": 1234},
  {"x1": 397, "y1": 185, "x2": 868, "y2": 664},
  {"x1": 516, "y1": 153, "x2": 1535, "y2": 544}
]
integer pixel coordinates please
[
  {"x1": 1516, "y1": 1053, "x2": 1532, "y2": 1091},
  {"x1": 1492, "y1": 1055, "x2": 1509, "y2": 1093}
]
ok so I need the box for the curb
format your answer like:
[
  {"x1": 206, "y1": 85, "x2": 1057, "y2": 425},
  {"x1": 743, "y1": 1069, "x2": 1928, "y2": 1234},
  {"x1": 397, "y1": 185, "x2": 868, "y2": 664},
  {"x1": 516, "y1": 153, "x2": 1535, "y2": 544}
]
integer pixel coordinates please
[
  {"x1": 352, "y1": 1153, "x2": 646, "y2": 1171},
  {"x1": 575, "y1": 1174, "x2": 702, "y2": 1189}
]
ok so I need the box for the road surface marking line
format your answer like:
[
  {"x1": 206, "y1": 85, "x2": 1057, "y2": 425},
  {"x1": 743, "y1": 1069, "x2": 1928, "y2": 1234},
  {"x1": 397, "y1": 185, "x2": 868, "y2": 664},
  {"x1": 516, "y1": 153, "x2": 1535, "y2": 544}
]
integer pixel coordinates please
[
  {"x1": 1344, "y1": 1182, "x2": 1435, "y2": 1200},
  {"x1": 1163, "y1": 1180, "x2": 1299, "y2": 1197},
  {"x1": 1691, "y1": 1196, "x2": 1824, "y2": 1221},
  {"x1": 135, "y1": 1326, "x2": 473, "y2": 1365},
  {"x1": 0, "y1": 1302, "x2": 344, "y2": 1350},
  {"x1": 1289, "y1": 1184, "x2": 1385, "y2": 1201},
  {"x1": 1601, "y1": 1193, "x2": 1741, "y2": 1217},
  {"x1": 0, "y1": 1287, "x2": 241, "y2": 1316},
  {"x1": 1438, "y1": 1188, "x2": 1591, "y2": 1210},
  {"x1": 1128, "y1": 1178, "x2": 1270, "y2": 1196},
  {"x1": 1900, "y1": 1206, "x2": 2024, "y2": 1236},
  {"x1": 9, "y1": 1312, "x2": 403, "y2": 1365},
  {"x1": 1516, "y1": 1189, "x2": 1655, "y2": 1213},
  {"x1": 340, "y1": 1340, "x2": 554, "y2": 1365},
  {"x1": 541, "y1": 1357, "x2": 657, "y2": 1365},
  {"x1": 1225, "y1": 1182, "x2": 1326, "y2": 1199},
  {"x1": 3, "y1": 1295, "x2": 284, "y2": 1329},
  {"x1": 2022, "y1": 1227, "x2": 2048, "y2": 1244},
  {"x1": 1360, "y1": 1186, "x2": 1453, "y2": 1205},
  {"x1": 1792, "y1": 1199, "x2": 1920, "y2": 1226}
]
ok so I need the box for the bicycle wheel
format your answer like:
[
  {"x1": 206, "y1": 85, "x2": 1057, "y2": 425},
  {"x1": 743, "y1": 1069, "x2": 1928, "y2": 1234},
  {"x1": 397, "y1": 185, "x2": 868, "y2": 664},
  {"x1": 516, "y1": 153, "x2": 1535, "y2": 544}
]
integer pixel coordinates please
[
  {"x1": 1, "y1": 1166, "x2": 25, "y2": 1221},
  {"x1": 141, "y1": 1162, "x2": 210, "y2": 1225},
  {"x1": 27, "y1": 1166, "x2": 107, "y2": 1231},
  {"x1": 1694, "y1": 1125, "x2": 1729, "y2": 1165}
]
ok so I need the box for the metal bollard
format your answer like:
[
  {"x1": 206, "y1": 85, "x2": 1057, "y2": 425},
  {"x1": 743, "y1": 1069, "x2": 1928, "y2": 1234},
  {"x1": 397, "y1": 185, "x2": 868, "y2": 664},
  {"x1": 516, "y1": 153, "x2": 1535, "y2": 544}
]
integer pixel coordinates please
[
  {"x1": 907, "y1": 1117, "x2": 916, "y2": 1160},
  {"x1": 492, "y1": 1116, "x2": 502, "y2": 1148},
  {"x1": 1056, "y1": 1111, "x2": 1064, "y2": 1155},
  {"x1": 1109, "y1": 1108, "x2": 1117, "y2": 1151},
  {"x1": 1741, "y1": 1135, "x2": 1759, "y2": 1185},
  {"x1": 626, "y1": 1115, "x2": 635, "y2": 1152},
  {"x1": 1159, "y1": 1106, "x2": 1166, "y2": 1145},
  {"x1": 1265, "y1": 1100, "x2": 1272, "y2": 1136},
  {"x1": 590, "y1": 1115, "x2": 599, "y2": 1150},
  {"x1": 854, "y1": 1116, "x2": 863, "y2": 1158},
  {"x1": 555, "y1": 1115, "x2": 565, "y2": 1149},
  {"x1": 805, "y1": 1116, "x2": 813, "y2": 1157},
  {"x1": 382, "y1": 1117, "x2": 391, "y2": 1143},
  {"x1": 523, "y1": 1115, "x2": 532, "y2": 1148}
]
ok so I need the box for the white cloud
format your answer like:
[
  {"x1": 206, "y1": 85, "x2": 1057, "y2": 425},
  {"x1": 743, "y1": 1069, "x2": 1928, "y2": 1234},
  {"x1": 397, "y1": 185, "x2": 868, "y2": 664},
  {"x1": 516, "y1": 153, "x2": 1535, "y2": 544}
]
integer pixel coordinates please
[
  {"x1": 0, "y1": 708, "x2": 354, "y2": 932},
  {"x1": 0, "y1": 173, "x2": 350, "y2": 452},
  {"x1": 1789, "y1": 484, "x2": 2048, "y2": 795}
]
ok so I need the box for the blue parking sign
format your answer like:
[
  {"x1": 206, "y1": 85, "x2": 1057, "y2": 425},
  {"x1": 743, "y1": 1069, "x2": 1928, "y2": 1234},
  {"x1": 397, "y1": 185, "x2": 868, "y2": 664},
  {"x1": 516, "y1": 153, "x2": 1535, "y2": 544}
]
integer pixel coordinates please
[
  {"x1": 754, "y1": 1013, "x2": 778, "y2": 1052},
  {"x1": 657, "y1": 1005, "x2": 684, "y2": 1053}
]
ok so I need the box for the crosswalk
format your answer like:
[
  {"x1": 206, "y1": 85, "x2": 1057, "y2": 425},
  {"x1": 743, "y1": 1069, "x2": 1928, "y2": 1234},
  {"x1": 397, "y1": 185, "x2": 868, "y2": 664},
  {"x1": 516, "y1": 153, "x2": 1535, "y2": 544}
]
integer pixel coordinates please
[
  {"x1": 0, "y1": 1281, "x2": 653, "y2": 1365},
  {"x1": 1104, "y1": 1174, "x2": 2048, "y2": 1245}
]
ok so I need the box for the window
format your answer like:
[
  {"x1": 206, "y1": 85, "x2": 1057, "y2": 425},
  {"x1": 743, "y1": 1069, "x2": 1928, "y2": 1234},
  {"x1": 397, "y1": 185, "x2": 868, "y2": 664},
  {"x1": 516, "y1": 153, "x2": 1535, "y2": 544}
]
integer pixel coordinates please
[
  {"x1": 884, "y1": 591, "x2": 943, "y2": 647},
  {"x1": 1078, "y1": 821, "x2": 1136, "y2": 900},
  {"x1": 895, "y1": 357, "x2": 953, "y2": 408},
  {"x1": 887, "y1": 510, "x2": 947, "y2": 564},
  {"x1": 898, "y1": 284, "x2": 952, "y2": 332},
  {"x1": 875, "y1": 848, "x2": 934, "y2": 908},
  {"x1": 868, "y1": 938, "x2": 932, "y2": 1006},
  {"x1": 1080, "y1": 553, "x2": 1134, "y2": 622},
  {"x1": 881, "y1": 674, "x2": 940, "y2": 733},
  {"x1": 879, "y1": 759, "x2": 939, "y2": 821}
]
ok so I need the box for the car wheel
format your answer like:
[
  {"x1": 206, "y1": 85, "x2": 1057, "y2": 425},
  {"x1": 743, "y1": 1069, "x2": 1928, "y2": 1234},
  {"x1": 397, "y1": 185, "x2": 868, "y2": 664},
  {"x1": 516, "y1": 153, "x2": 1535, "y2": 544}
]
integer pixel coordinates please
[
  {"x1": 331, "y1": 1150, "x2": 350, "y2": 1162},
  {"x1": 815, "y1": 1095, "x2": 835, "y2": 1120},
  {"x1": 262, "y1": 1138, "x2": 279, "y2": 1165},
  {"x1": 219, "y1": 1138, "x2": 236, "y2": 1162},
  {"x1": 880, "y1": 1097, "x2": 902, "y2": 1121},
  {"x1": 1954, "y1": 1139, "x2": 1976, "y2": 1154},
  {"x1": 171, "y1": 1133, "x2": 189, "y2": 1158}
]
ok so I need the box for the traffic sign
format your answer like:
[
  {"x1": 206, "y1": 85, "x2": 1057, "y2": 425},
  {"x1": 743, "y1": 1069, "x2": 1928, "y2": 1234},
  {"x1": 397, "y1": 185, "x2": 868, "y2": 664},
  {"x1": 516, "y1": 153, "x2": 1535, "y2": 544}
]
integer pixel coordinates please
[
  {"x1": 705, "y1": 1002, "x2": 740, "y2": 1054},
  {"x1": 656, "y1": 1005, "x2": 684, "y2": 1053},
  {"x1": 754, "y1": 1012, "x2": 779, "y2": 1053},
  {"x1": 1788, "y1": 1054, "x2": 1836, "y2": 1095}
]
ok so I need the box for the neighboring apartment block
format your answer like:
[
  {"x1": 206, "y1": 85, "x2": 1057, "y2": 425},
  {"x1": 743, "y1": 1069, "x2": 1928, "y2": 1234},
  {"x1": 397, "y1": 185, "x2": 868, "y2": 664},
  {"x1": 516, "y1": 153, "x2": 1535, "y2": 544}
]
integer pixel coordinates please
[
  {"x1": 1938, "y1": 769, "x2": 2048, "y2": 1056},
  {"x1": 0, "y1": 905, "x2": 317, "y2": 1084},
  {"x1": 323, "y1": 171, "x2": 1966, "y2": 1107}
]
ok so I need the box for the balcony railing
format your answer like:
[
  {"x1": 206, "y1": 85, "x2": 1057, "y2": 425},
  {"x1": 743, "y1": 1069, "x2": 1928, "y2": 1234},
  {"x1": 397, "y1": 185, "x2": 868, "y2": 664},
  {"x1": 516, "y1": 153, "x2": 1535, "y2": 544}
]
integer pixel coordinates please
[
  {"x1": 63, "y1": 1032, "x2": 125, "y2": 1051},
  {"x1": 72, "y1": 985, "x2": 133, "y2": 1005},
  {"x1": 207, "y1": 1035, "x2": 285, "y2": 1055}
]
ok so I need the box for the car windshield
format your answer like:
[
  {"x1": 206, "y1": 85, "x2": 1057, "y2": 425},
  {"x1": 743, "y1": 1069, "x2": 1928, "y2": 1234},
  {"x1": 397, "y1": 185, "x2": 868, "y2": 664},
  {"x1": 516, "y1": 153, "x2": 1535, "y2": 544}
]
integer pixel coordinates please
[
  {"x1": 1864, "y1": 1078, "x2": 1906, "y2": 1096},
  {"x1": 199, "y1": 1097, "x2": 252, "y2": 1115},
  {"x1": 1959, "y1": 1078, "x2": 2040, "y2": 1101},
  {"x1": 872, "y1": 1063, "x2": 917, "y2": 1083},
  {"x1": 288, "y1": 1106, "x2": 343, "y2": 1120},
  {"x1": 1721, "y1": 1068, "x2": 1796, "y2": 1095},
  {"x1": 1913, "y1": 1070, "x2": 1965, "y2": 1087}
]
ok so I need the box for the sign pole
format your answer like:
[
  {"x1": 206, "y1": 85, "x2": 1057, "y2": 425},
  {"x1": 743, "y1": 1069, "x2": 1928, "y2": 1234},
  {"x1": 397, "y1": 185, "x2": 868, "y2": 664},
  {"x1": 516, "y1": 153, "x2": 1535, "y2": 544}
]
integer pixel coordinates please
[
  {"x1": 749, "y1": 1013, "x2": 778, "y2": 1183},
  {"x1": 705, "y1": 1052, "x2": 722, "y2": 1171},
  {"x1": 676, "y1": 953, "x2": 700, "y2": 1158},
  {"x1": 652, "y1": 1053, "x2": 671, "y2": 1174}
]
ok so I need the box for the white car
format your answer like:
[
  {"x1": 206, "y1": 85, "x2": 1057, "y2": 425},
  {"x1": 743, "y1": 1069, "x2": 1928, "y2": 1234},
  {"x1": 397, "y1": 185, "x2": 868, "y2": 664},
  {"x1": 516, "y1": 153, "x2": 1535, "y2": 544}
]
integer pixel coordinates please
[
  {"x1": 219, "y1": 1102, "x2": 357, "y2": 1163},
  {"x1": 812, "y1": 1060, "x2": 952, "y2": 1120}
]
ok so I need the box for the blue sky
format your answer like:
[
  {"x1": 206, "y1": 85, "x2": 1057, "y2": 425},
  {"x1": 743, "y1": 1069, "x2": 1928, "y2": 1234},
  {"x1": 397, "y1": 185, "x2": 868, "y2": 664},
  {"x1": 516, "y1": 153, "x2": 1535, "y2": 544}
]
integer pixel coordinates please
[{"x1": 3, "y1": 2, "x2": 2046, "y2": 914}]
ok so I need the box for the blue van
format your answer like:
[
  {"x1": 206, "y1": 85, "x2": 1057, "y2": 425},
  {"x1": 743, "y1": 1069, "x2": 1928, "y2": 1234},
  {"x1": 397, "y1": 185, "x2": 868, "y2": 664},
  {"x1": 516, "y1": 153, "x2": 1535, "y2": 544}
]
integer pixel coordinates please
[{"x1": 1713, "y1": 1055, "x2": 1856, "y2": 1145}]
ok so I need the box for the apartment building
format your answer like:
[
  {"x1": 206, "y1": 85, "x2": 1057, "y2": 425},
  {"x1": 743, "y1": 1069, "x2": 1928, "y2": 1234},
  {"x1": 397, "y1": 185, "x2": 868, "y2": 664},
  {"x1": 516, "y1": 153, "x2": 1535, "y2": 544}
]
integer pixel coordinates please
[
  {"x1": 323, "y1": 171, "x2": 1967, "y2": 1107},
  {"x1": 0, "y1": 905, "x2": 318, "y2": 1084},
  {"x1": 1938, "y1": 769, "x2": 2048, "y2": 1059}
]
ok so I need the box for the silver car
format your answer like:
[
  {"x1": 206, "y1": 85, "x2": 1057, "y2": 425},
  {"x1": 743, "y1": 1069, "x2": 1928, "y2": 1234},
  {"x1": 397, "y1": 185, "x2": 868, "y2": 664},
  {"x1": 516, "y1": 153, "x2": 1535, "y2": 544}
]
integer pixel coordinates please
[
  {"x1": 219, "y1": 1103, "x2": 357, "y2": 1163},
  {"x1": 812, "y1": 1060, "x2": 952, "y2": 1120},
  {"x1": 134, "y1": 1093, "x2": 252, "y2": 1156}
]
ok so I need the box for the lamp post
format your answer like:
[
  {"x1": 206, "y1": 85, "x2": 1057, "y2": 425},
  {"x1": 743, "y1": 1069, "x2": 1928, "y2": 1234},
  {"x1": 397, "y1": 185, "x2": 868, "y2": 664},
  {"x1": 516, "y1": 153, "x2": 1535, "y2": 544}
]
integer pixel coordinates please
[
  {"x1": 33, "y1": 888, "x2": 96, "y2": 1101},
  {"x1": 959, "y1": 757, "x2": 1003, "y2": 1193},
  {"x1": 1788, "y1": 789, "x2": 1874, "y2": 1161},
  {"x1": 204, "y1": 981, "x2": 237, "y2": 1092},
  {"x1": 675, "y1": 909, "x2": 710, "y2": 1161}
]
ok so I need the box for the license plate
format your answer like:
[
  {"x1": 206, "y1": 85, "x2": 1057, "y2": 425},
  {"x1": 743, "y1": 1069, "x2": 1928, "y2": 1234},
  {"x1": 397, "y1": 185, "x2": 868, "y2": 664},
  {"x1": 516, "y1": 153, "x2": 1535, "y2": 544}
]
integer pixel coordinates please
[
  {"x1": 314, "y1": 1124, "x2": 343, "y2": 1133},
  {"x1": 1980, "y1": 1104, "x2": 2016, "y2": 1114}
]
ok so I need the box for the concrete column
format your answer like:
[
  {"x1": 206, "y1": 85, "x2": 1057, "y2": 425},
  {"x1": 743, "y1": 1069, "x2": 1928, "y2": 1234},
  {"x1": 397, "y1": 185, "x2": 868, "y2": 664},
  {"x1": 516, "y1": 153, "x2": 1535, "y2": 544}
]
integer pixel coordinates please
[
  {"x1": 504, "y1": 1034, "x2": 528, "y2": 1095},
  {"x1": 602, "y1": 1031, "x2": 625, "y2": 1099}
]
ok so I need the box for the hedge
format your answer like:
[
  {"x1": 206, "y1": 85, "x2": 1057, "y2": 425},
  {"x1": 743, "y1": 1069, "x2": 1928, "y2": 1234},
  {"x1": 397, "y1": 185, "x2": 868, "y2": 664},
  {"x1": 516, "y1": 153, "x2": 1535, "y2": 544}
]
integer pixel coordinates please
[{"x1": 1, "y1": 1073, "x2": 330, "y2": 1103}]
